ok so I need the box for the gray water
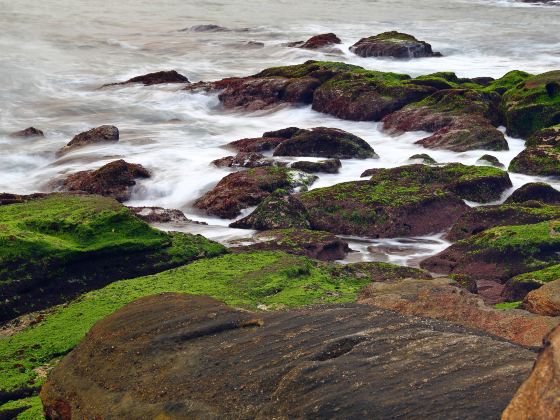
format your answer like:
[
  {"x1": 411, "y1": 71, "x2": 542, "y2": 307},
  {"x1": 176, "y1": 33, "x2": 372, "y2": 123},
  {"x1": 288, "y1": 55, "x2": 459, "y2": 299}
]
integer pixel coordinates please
[{"x1": 1, "y1": 0, "x2": 559, "y2": 265}]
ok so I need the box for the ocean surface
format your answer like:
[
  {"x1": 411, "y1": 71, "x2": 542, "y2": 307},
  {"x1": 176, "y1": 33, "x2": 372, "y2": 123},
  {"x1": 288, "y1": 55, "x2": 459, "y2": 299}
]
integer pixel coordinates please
[{"x1": 1, "y1": 0, "x2": 559, "y2": 265}]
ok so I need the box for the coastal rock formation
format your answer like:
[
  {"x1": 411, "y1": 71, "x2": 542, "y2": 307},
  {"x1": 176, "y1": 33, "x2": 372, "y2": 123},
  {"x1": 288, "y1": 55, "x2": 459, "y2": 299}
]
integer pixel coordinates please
[
  {"x1": 103, "y1": 70, "x2": 189, "y2": 87},
  {"x1": 505, "y1": 182, "x2": 560, "y2": 204},
  {"x1": 349, "y1": 31, "x2": 441, "y2": 58},
  {"x1": 193, "y1": 167, "x2": 316, "y2": 218},
  {"x1": 40, "y1": 293, "x2": 535, "y2": 419},
  {"x1": 129, "y1": 206, "x2": 205, "y2": 224},
  {"x1": 505, "y1": 265, "x2": 560, "y2": 303},
  {"x1": 509, "y1": 144, "x2": 560, "y2": 176},
  {"x1": 8, "y1": 127, "x2": 44, "y2": 138},
  {"x1": 523, "y1": 280, "x2": 560, "y2": 317},
  {"x1": 502, "y1": 325, "x2": 560, "y2": 420},
  {"x1": 211, "y1": 152, "x2": 275, "y2": 168},
  {"x1": 299, "y1": 33, "x2": 341, "y2": 49},
  {"x1": 61, "y1": 159, "x2": 150, "y2": 202},
  {"x1": 58, "y1": 125, "x2": 119, "y2": 155},
  {"x1": 226, "y1": 136, "x2": 288, "y2": 153},
  {"x1": 290, "y1": 159, "x2": 341, "y2": 173}
]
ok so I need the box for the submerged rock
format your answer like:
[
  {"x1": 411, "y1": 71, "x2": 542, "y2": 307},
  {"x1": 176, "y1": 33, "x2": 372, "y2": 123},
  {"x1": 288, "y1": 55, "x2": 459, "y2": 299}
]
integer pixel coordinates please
[
  {"x1": 194, "y1": 167, "x2": 316, "y2": 218},
  {"x1": 211, "y1": 152, "x2": 275, "y2": 168},
  {"x1": 58, "y1": 125, "x2": 119, "y2": 155},
  {"x1": 290, "y1": 159, "x2": 341, "y2": 173},
  {"x1": 103, "y1": 70, "x2": 190, "y2": 87},
  {"x1": 523, "y1": 279, "x2": 560, "y2": 317},
  {"x1": 505, "y1": 182, "x2": 560, "y2": 204},
  {"x1": 61, "y1": 159, "x2": 150, "y2": 202},
  {"x1": 408, "y1": 153, "x2": 437, "y2": 164},
  {"x1": 299, "y1": 33, "x2": 341, "y2": 49},
  {"x1": 129, "y1": 206, "x2": 206, "y2": 224},
  {"x1": 349, "y1": 31, "x2": 441, "y2": 58},
  {"x1": 503, "y1": 325, "x2": 560, "y2": 420},
  {"x1": 41, "y1": 293, "x2": 535, "y2": 419},
  {"x1": 9, "y1": 127, "x2": 44, "y2": 138},
  {"x1": 477, "y1": 154, "x2": 504, "y2": 168}
]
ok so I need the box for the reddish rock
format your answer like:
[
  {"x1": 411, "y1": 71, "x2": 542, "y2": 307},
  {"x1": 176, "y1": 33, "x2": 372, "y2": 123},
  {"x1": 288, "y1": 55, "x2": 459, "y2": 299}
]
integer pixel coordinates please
[
  {"x1": 9, "y1": 127, "x2": 44, "y2": 138},
  {"x1": 193, "y1": 167, "x2": 316, "y2": 218},
  {"x1": 226, "y1": 136, "x2": 287, "y2": 153},
  {"x1": 350, "y1": 31, "x2": 441, "y2": 58},
  {"x1": 505, "y1": 182, "x2": 560, "y2": 205},
  {"x1": 503, "y1": 325, "x2": 560, "y2": 419},
  {"x1": 291, "y1": 159, "x2": 341, "y2": 174},
  {"x1": 58, "y1": 125, "x2": 119, "y2": 155},
  {"x1": 61, "y1": 160, "x2": 150, "y2": 202},
  {"x1": 211, "y1": 152, "x2": 275, "y2": 168},
  {"x1": 358, "y1": 277, "x2": 560, "y2": 347},
  {"x1": 103, "y1": 70, "x2": 189, "y2": 87},
  {"x1": 523, "y1": 280, "x2": 560, "y2": 317},
  {"x1": 299, "y1": 33, "x2": 341, "y2": 49}
]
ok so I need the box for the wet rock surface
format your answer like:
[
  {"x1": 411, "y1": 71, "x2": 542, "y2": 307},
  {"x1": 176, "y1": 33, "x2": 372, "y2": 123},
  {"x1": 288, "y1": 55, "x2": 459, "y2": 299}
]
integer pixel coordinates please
[
  {"x1": 103, "y1": 70, "x2": 189, "y2": 87},
  {"x1": 8, "y1": 127, "x2": 44, "y2": 138},
  {"x1": 298, "y1": 33, "x2": 341, "y2": 49},
  {"x1": 129, "y1": 206, "x2": 206, "y2": 224},
  {"x1": 349, "y1": 31, "x2": 441, "y2": 58},
  {"x1": 60, "y1": 159, "x2": 150, "y2": 202},
  {"x1": 509, "y1": 144, "x2": 560, "y2": 176},
  {"x1": 212, "y1": 152, "x2": 275, "y2": 168},
  {"x1": 290, "y1": 159, "x2": 341, "y2": 174},
  {"x1": 505, "y1": 182, "x2": 560, "y2": 204},
  {"x1": 58, "y1": 125, "x2": 119, "y2": 155},
  {"x1": 477, "y1": 154, "x2": 504, "y2": 168},
  {"x1": 41, "y1": 293, "x2": 536, "y2": 419}
]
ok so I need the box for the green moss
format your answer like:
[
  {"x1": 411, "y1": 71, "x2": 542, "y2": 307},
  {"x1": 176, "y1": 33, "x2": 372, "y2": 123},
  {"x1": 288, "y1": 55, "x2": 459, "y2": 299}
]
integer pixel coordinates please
[
  {"x1": 0, "y1": 396, "x2": 44, "y2": 419},
  {"x1": 0, "y1": 252, "x2": 370, "y2": 395},
  {"x1": 510, "y1": 264, "x2": 560, "y2": 286},
  {"x1": 483, "y1": 70, "x2": 531, "y2": 95},
  {"x1": 494, "y1": 301, "x2": 522, "y2": 310}
]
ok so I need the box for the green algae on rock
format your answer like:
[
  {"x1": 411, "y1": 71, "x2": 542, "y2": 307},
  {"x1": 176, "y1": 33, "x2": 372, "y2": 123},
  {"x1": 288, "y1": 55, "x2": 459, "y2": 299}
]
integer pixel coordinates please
[{"x1": 0, "y1": 194, "x2": 226, "y2": 323}]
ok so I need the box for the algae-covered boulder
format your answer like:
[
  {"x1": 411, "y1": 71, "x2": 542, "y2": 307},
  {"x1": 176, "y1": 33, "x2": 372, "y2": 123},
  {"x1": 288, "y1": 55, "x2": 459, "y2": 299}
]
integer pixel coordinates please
[
  {"x1": 230, "y1": 191, "x2": 310, "y2": 230},
  {"x1": 509, "y1": 144, "x2": 560, "y2": 176},
  {"x1": 290, "y1": 159, "x2": 341, "y2": 174},
  {"x1": 349, "y1": 31, "x2": 441, "y2": 58},
  {"x1": 0, "y1": 194, "x2": 226, "y2": 322},
  {"x1": 505, "y1": 182, "x2": 560, "y2": 204},
  {"x1": 505, "y1": 264, "x2": 560, "y2": 302},
  {"x1": 526, "y1": 124, "x2": 560, "y2": 147},
  {"x1": 194, "y1": 167, "x2": 316, "y2": 218},
  {"x1": 446, "y1": 202, "x2": 560, "y2": 241},
  {"x1": 382, "y1": 89, "x2": 508, "y2": 152},
  {"x1": 502, "y1": 70, "x2": 560, "y2": 138},
  {"x1": 421, "y1": 220, "x2": 560, "y2": 286},
  {"x1": 211, "y1": 152, "x2": 275, "y2": 168},
  {"x1": 60, "y1": 159, "x2": 150, "y2": 202}
]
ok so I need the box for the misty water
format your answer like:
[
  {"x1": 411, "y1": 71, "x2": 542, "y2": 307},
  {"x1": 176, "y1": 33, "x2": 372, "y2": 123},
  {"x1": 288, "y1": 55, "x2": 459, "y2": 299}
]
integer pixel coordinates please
[{"x1": 1, "y1": 0, "x2": 559, "y2": 265}]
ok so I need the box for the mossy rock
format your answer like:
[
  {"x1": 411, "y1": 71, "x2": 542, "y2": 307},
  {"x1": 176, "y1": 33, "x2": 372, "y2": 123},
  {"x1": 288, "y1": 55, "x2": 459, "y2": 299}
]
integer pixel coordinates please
[
  {"x1": 502, "y1": 70, "x2": 560, "y2": 138},
  {"x1": 349, "y1": 31, "x2": 441, "y2": 59},
  {"x1": 504, "y1": 264, "x2": 560, "y2": 302},
  {"x1": 0, "y1": 251, "x2": 372, "y2": 400},
  {"x1": 505, "y1": 182, "x2": 560, "y2": 205},
  {"x1": 526, "y1": 124, "x2": 560, "y2": 147},
  {"x1": 408, "y1": 153, "x2": 437, "y2": 164},
  {"x1": 0, "y1": 194, "x2": 226, "y2": 322},
  {"x1": 508, "y1": 144, "x2": 560, "y2": 176}
]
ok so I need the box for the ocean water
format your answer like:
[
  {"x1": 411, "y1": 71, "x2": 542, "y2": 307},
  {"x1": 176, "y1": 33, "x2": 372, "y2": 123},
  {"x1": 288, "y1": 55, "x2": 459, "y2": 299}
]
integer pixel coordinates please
[{"x1": 1, "y1": 0, "x2": 559, "y2": 265}]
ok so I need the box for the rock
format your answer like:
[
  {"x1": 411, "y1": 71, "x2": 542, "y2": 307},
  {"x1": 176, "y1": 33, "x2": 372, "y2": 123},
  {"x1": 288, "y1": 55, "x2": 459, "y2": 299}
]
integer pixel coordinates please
[
  {"x1": 408, "y1": 153, "x2": 437, "y2": 164},
  {"x1": 299, "y1": 165, "x2": 471, "y2": 237},
  {"x1": 526, "y1": 124, "x2": 560, "y2": 147},
  {"x1": 505, "y1": 182, "x2": 560, "y2": 204},
  {"x1": 181, "y1": 24, "x2": 231, "y2": 32},
  {"x1": 193, "y1": 167, "x2": 316, "y2": 218},
  {"x1": 477, "y1": 154, "x2": 504, "y2": 168},
  {"x1": 226, "y1": 136, "x2": 288, "y2": 153},
  {"x1": 360, "y1": 163, "x2": 512, "y2": 202},
  {"x1": 523, "y1": 279, "x2": 560, "y2": 317},
  {"x1": 230, "y1": 192, "x2": 310, "y2": 230},
  {"x1": 349, "y1": 31, "x2": 441, "y2": 58},
  {"x1": 233, "y1": 229, "x2": 350, "y2": 261},
  {"x1": 0, "y1": 193, "x2": 47, "y2": 206},
  {"x1": 358, "y1": 277, "x2": 560, "y2": 347},
  {"x1": 502, "y1": 70, "x2": 560, "y2": 138},
  {"x1": 329, "y1": 261, "x2": 432, "y2": 282},
  {"x1": 0, "y1": 194, "x2": 226, "y2": 323},
  {"x1": 382, "y1": 89, "x2": 508, "y2": 152},
  {"x1": 273, "y1": 127, "x2": 377, "y2": 159},
  {"x1": 58, "y1": 125, "x2": 119, "y2": 155},
  {"x1": 128, "y1": 206, "x2": 206, "y2": 224},
  {"x1": 41, "y1": 293, "x2": 536, "y2": 419},
  {"x1": 61, "y1": 160, "x2": 150, "y2": 202},
  {"x1": 211, "y1": 152, "x2": 275, "y2": 168},
  {"x1": 290, "y1": 159, "x2": 341, "y2": 173},
  {"x1": 505, "y1": 265, "x2": 560, "y2": 302},
  {"x1": 8, "y1": 127, "x2": 44, "y2": 138},
  {"x1": 103, "y1": 70, "x2": 189, "y2": 87},
  {"x1": 502, "y1": 325, "x2": 560, "y2": 419},
  {"x1": 509, "y1": 145, "x2": 560, "y2": 176},
  {"x1": 421, "y1": 220, "x2": 560, "y2": 285},
  {"x1": 299, "y1": 33, "x2": 341, "y2": 49},
  {"x1": 446, "y1": 202, "x2": 560, "y2": 241}
]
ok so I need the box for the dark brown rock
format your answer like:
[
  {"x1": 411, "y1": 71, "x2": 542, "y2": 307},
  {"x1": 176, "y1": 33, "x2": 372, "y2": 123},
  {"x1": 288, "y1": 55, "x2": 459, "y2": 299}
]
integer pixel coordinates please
[
  {"x1": 61, "y1": 160, "x2": 150, "y2": 202},
  {"x1": 0, "y1": 193, "x2": 47, "y2": 206},
  {"x1": 226, "y1": 136, "x2": 288, "y2": 153},
  {"x1": 408, "y1": 153, "x2": 437, "y2": 164},
  {"x1": 211, "y1": 152, "x2": 275, "y2": 168},
  {"x1": 103, "y1": 70, "x2": 189, "y2": 87},
  {"x1": 350, "y1": 31, "x2": 441, "y2": 58},
  {"x1": 9, "y1": 127, "x2": 44, "y2": 138},
  {"x1": 505, "y1": 182, "x2": 560, "y2": 205},
  {"x1": 509, "y1": 145, "x2": 560, "y2": 177},
  {"x1": 129, "y1": 206, "x2": 206, "y2": 224},
  {"x1": 299, "y1": 33, "x2": 341, "y2": 49},
  {"x1": 41, "y1": 293, "x2": 536, "y2": 419},
  {"x1": 523, "y1": 280, "x2": 560, "y2": 317},
  {"x1": 477, "y1": 154, "x2": 504, "y2": 168},
  {"x1": 291, "y1": 159, "x2": 341, "y2": 174},
  {"x1": 58, "y1": 125, "x2": 119, "y2": 155}
]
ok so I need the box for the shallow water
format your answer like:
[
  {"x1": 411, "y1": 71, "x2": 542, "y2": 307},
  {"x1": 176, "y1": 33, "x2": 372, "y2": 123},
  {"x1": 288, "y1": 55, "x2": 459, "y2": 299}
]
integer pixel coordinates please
[{"x1": 1, "y1": 0, "x2": 559, "y2": 264}]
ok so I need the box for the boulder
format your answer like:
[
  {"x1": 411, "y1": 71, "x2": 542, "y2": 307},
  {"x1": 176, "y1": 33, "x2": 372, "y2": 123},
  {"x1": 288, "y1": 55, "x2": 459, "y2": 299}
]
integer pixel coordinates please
[
  {"x1": 230, "y1": 192, "x2": 310, "y2": 230},
  {"x1": 408, "y1": 153, "x2": 437, "y2": 164},
  {"x1": 129, "y1": 206, "x2": 206, "y2": 224},
  {"x1": 41, "y1": 293, "x2": 536, "y2": 419},
  {"x1": 193, "y1": 167, "x2": 316, "y2": 218},
  {"x1": 526, "y1": 124, "x2": 560, "y2": 147},
  {"x1": 502, "y1": 325, "x2": 560, "y2": 419},
  {"x1": 329, "y1": 261, "x2": 432, "y2": 282},
  {"x1": 61, "y1": 159, "x2": 150, "y2": 202},
  {"x1": 232, "y1": 229, "x2": 350, "y2": 261},
  {"x1": 523, "y1": 279, "x2": 560, "y2": 317},
  {"x1": 358, "y1": 277, "x2": 560, "y2": 347},
  {"x1": 103, "y1": 70, "x2": 189, "y2": 87},
  {"x1": 226, "y1": 136, "x2": 288, "y2": 153},
  {"x1": 446, "y1": 202, "x2": 560, "y2": 241},
  {"x1": 0, "y1": 193, "x2": 47, "y2": 206},
  {"x1": 477, "y1": 154, "x2": 504, "y2": 168},
  {"x1": 382, "y1": 89, "x2": 508, "y2": 152},
  {"x1": 290, "y1": 159, "x2": 341, "y2": 173},
  {"x1": 8, "y1": 127, "x2": 44, "y2": 138},
  {"x1": 508, "y1": 145, "x2": 560, "y2": 176},
  {"x1": 505, "y1": 265, "x2": 560, "y2": 302},
  {"x1": 58, "y1": 125, "x2": 119, "y2": 155},
  {"x1": 299, "y1": 33, "x2": 341, "y2": 49},
  {"x1": 272, "y1": 127, "x2": 377, "y2": 159},
  {"x1": 211, "y1": 152, "x2": 275, "y2": 168},
  {"x1": 505, "y1": 182, "x2": 560, "y2": 204},
  {"x1": 349, "y1": 31, "x2": 441, "y2": 58}
]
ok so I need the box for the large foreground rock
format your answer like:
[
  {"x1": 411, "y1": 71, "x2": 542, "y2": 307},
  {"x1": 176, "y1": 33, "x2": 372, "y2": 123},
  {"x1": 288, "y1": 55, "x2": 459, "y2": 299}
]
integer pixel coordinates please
[
  {"x1": 349, "y1": 31, "x2": 441, "y2": 58},
  {"x1": 503, "y1": 325, "x2": 560, "y2": 419},
  {"x1": 41, "y1": 293, "x2": 535, "y2": 419}
]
